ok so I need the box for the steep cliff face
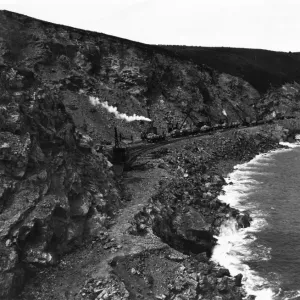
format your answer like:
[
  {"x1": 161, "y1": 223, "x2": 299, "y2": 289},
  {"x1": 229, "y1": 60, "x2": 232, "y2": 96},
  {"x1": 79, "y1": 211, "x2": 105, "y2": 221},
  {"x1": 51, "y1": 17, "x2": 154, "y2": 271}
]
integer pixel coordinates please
[
  {"x1": 257, "y1": 82, "x2": 300, "y2": 120},
  {"x1": 0, "y1": 9, "x2": 297, "y2": 299},
  {"x1": 0, "y1": 10, "x2": 260, "y2": 143},
  {"x1": 0, "y1": 65, "x2": 120, "y2": 298}
]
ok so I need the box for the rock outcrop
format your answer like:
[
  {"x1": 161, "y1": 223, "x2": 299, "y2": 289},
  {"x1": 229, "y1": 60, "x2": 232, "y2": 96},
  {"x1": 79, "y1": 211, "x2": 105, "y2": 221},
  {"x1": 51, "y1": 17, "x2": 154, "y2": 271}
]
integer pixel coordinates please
[
  {"x1": 0, "y1": 84, "x2": 120, "y2": 298},
  {"x1": 130, "y1": 128, "x2": 280, "y2": 259},
  {"x1": 0, "y1": 10, "x2": 262, "y2": 144},
  {"x1": 0, "y1": 9, "x2": 297, "y2": 299}
]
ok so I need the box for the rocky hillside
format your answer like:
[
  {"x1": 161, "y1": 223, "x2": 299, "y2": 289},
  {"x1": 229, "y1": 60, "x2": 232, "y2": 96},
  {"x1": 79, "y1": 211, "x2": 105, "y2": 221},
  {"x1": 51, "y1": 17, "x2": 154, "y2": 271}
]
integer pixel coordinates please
[
  {"x1": 0, "y1": 47, "x2": 121, "y2": 299},
  {"x1": 257, "y1": 82, "x2": 300, "y2": 119},
  {"x1": 161, "y1": 45, "x2": 300, "y2": 93},
  {"x1": 1, "y1": 9, "x2": 300, "y2": 300},
  {"x1": 0, "y1": 10, "x2": 264, "y2": 143},
  {"x1": 17, "y1": 125, "x2": 284, "y2": 300}
]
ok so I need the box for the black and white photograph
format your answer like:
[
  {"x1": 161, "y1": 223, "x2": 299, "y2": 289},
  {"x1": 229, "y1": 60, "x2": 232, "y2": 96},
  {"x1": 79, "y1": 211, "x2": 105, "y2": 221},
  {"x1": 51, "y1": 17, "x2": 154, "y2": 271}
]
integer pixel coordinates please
[{"x1": 0, "y1": 1, "x2": 300, "y2": 299}]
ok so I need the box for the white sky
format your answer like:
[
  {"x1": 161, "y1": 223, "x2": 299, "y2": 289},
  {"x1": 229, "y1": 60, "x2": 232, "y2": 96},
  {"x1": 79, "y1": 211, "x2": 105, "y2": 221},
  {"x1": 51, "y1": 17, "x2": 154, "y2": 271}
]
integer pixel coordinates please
[{"x1": 0, "y1": 0, "x2": 299, "y2": 52}]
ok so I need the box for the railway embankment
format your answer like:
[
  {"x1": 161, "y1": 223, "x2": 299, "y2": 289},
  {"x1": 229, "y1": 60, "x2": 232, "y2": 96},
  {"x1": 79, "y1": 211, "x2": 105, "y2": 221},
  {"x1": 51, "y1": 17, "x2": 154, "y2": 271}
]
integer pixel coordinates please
[
  {"x1": 1, "y1": 10, "x2": 300, "y2": 300},
  {"x1": 18, "y1": 124, "x2": 289, "y2": 300}
]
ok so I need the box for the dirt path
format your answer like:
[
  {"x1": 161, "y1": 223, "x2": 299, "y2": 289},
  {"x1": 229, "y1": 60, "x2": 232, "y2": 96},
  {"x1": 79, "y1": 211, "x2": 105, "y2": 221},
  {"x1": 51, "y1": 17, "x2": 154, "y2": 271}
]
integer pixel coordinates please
[
  {"x1": 19, "y1": 156, "x2": 172, "y2": 300},
  {"x1": 18, "y1": 125, "x2": 282, "y2": 300},
  {"x1": 92, "y1": 167, "x2": 172, "y2": 278}
]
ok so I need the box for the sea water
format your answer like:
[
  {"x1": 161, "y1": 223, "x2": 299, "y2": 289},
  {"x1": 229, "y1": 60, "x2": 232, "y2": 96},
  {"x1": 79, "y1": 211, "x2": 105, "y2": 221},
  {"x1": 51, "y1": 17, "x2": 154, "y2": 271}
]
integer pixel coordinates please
[{"x1": 212, "y1": 142, "x2": 300, "y2": 300}]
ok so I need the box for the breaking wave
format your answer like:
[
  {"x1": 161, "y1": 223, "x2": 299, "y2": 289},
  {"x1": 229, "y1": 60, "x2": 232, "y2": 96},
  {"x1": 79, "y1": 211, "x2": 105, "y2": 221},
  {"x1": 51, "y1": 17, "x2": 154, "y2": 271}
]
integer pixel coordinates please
[{"x1": 212, "y1": 143, "x2": 300, "y2": 299}]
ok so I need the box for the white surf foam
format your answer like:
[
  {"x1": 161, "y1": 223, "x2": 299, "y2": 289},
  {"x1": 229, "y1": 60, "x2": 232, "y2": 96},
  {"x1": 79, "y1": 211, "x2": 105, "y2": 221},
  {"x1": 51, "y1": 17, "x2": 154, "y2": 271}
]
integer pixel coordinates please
[
  {"x1": 279, "y1": 141, "x2": 300, "y2": 148},
  {"x1": 212, "y1": 219, "x2": 274, "y2": 299},
  {"x1": 211, "y1": 145, "x2": 300, "y2": 299}
]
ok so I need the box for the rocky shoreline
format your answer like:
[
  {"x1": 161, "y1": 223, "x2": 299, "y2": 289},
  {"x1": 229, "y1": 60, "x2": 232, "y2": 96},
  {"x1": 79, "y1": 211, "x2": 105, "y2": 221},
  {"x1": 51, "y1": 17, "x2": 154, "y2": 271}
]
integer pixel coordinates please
[
  {"x1": 20, "y1": 126, "x2": 286, "y2": 300},
  {"x1": 1, "y1": 109, "x2": 287, "y2": 300},
  {"x1": 0, "y1": 82, "x2": 288, "y2": 299},
  {"x1": 1, "y1": 10, "x2": 299, "y2": 299},
  {"x1": 122, "y1": 128, "x2": 285, "y2": 300},
  {"x1": 4, "y1": 123, "x2": 281, "y2": 300}
]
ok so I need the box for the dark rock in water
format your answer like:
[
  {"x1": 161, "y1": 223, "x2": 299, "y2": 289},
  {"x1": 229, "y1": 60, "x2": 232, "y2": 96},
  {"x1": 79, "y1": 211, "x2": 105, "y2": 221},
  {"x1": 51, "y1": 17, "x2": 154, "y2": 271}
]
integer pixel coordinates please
[
  {"x1": 236, "y1": 212, "x2": 252, "y2": 228},
  {"x1": 216, "y1": 267, "x2": 230, "y2": 278},
  {"x1": 287, "y1": 135, "x2": 295, "y2": 143},
  {"x1": 234, "y1": 273, "x2": 243, "y2": 286}
]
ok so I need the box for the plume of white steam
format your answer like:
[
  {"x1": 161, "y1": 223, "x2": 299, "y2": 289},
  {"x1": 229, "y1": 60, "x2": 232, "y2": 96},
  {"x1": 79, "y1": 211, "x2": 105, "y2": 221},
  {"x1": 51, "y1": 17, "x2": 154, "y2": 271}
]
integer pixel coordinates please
[
  {"x1": 89, "y1": 96, "x2": 151, "y2": 122},
  {"x1": 222, "y1": 109, "x2": 227, "y2": 116}
]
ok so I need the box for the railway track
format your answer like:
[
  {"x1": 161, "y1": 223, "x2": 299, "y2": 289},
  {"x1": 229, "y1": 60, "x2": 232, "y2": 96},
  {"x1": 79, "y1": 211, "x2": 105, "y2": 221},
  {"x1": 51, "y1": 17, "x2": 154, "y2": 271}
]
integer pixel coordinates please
[
  {"x1": 107, "y1": 117, "x2": 293, "y2": 170},
  {"x1": 124, "y1": 126, "x2": 248, "y2": 166}
]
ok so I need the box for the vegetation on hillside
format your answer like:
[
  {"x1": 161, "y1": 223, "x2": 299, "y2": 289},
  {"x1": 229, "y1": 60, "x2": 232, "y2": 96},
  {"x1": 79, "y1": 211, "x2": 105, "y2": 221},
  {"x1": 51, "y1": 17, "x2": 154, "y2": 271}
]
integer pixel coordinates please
[{"x1": 160, "y1": 45, "x2": 300, "y2": 93}]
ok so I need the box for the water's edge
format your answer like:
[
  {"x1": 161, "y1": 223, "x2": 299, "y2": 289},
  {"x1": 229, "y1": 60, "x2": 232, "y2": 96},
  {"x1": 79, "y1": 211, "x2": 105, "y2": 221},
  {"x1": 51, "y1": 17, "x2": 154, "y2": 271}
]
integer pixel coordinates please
[{"x1": 211, "y1": 142, "x2": 300, "y2": 300}]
